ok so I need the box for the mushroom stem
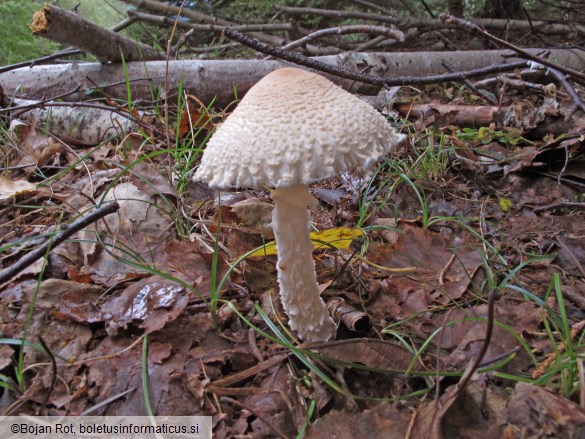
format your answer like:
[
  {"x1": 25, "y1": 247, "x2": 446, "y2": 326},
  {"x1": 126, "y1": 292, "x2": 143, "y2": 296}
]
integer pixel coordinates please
[{"x1": 271, "y1": 184, "x2": 337, "y2": 342}]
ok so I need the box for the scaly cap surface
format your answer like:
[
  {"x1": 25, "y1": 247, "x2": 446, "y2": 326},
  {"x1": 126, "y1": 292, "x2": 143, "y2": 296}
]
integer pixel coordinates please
[{"x1": 194, "y1": 67, "x2": 405, "y2": 189}]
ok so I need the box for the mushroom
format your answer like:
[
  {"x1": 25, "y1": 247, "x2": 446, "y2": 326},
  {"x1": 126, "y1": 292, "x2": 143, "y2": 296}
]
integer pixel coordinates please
[{"x1": 194, "y1": 67, "x2": 405, "y2": 341}]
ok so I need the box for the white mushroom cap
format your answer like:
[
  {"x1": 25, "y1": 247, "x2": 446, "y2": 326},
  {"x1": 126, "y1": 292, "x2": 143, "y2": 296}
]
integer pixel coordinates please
[{"x1": 194, "y1": 67, "x2": 405, "y2": 189}]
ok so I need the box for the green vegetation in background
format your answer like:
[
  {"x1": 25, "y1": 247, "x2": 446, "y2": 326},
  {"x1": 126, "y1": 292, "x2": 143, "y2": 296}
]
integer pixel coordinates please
[
  {"x1": 0, "y1": 1, "x2": 57, "y2": 65},
  {"x1": 0, "y1": 0, "x2": 125, "y2": 66},
  {"x1": 54, "y1": 0, "x2": 125, "y2": 28}
]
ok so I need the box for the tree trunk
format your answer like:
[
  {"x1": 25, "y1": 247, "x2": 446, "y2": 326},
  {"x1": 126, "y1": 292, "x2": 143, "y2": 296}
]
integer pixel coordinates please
[
  {"x1": 448, "y1": 0, "x2": 464, "y2": 17},
  {"x1": 482, "y1": 0, "x2": 524, "y2": 19}
]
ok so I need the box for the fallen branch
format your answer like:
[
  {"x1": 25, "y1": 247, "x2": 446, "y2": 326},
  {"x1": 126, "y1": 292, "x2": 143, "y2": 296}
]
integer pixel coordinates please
[
  {"x1": 394, "y1": 102, "x2": 585, "y2": 135},
  {"x1": 2, "y1": 46, "x2": 583, "y2": 107},
  {"x1": 0, "y1": 202, "x2": 120, "y2": 286},
  {"x1": 273, "y1": 4, "x2": 401, "y2": 25},
  {"x1": 30, "y1": 4, "x2": 161, "y2": 62},
  {"x1": 223, "y1": 28, "x2": 546, "y2": 88},
  {"x1": 276, "y1": 24, "x2": 404, "y2": 53},
  {"x1": 10, "y1": 100, "x2": 142, "y2": 146},
  {"x1": 127, "y1": 9, "x2": 295, "y2": 34},
  {"x1": 534, "y1": 201, "x2": 585, "y2": 213},
  {"x1": 275, "y1": 4, "x2": 585, "y2": 36},
  {"x1": 120, "y1": 0, "x2": 286, "y2": 46},
  {"x1": 350, "y1": 0, "x2": 401, "y2": 15}
]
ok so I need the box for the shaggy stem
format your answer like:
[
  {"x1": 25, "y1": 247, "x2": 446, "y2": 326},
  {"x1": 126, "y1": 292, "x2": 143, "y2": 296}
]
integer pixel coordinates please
[{"x1": 271, "y1": 185, "x2": 336, "y2": 342}]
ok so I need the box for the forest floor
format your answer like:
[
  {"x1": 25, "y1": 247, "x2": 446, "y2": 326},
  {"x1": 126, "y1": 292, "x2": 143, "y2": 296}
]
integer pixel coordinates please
[{"x1": 1, "y1": 67, "x2": 584, "y2": 438}]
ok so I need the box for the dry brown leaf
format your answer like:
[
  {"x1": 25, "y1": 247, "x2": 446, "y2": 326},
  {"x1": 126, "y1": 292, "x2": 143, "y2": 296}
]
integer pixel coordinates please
[
  {"x1": 504, "y1": 383, "x2": 585, "y2": 438},
  {"x1": 308, "y1": 402, "x2": 411, "y2": 439},
  {"x1": 312, "y1": 338, "x2": 419, "y2": 371},
  {"x1": 366, "y1": 223, "x2": 483, "y2": 323}
]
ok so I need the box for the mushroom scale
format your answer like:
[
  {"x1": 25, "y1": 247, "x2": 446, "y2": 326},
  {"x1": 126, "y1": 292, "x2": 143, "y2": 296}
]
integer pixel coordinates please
[{"x1": 194, "y1": 67, "x2": 406, "y2": 341}]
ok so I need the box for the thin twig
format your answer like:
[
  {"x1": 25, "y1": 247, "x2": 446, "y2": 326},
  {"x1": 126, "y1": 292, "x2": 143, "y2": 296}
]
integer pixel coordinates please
[
  {"x1": 350, "y1": 0, "x2": 398, "y2": 15},
  {"x1": 454, "y1": 288, "x2": 498, "y2": 393},
  {"x1": 0, "y1": 202, "x2": 119, "y2": 286},
  {"x1": 533, "y1": 201, "x2": 585, "y2": 213},
  {"x1": 354, "y1": 34, "x2": 388, "y2": 51},
  {"x1": 442, "y1": 60, "x2": 498, "y2": 104},
  {"x1": 273, "y1": 4, "x2": 401, "y2": 25},
  {"x1": 128, "y1": 9, "x2": 294, "y2": 33},
  {"x1": 37, "y1": 336, "x2": 57, "y2": 415},
  {"x1": 277, "y1": 25, "x2": 404, "y2": 53},
  {"x1": 0, "y1": 50, "x2": 84, "y2": 74},
  {"x1": 81, "y1": 388, "x2": 137, "y2": 415},
  {"x1": 171, "y1": 29, "x2": 195, "y2": 55}
]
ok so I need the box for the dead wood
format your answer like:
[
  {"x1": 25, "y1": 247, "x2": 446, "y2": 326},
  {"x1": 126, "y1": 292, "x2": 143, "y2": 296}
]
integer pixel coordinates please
[
  {"x1": 30, "y1": 4, "x2": 161, "y2": 63},
  {"x1": 275, "y1": 4, "x2": 585, "y2": 36},
  {"x1": 11, "y1": 99, "x2": 140, "y2": 146},
  {"x1": 2, "y1": 49, "x2": 582, "y2": 108},
  {"x1": 273, "y1": 5, "x2": 401, "y2": 26},
  {"x1": 125, "y1": 10, "x2": 339, "y2": 56},
  {"x1": 395, "y1": 102, "x2": 585, "y2": 136},
  {"x1": 474, "y1": 17, "x2": 585, "y2": 35},
  {"x1": 224, "y1": 28, "x2": 584, "y2": 88},
  {"x1": 276, "y1": 25, "x2": 405, "y2": 54},
  {"x1": 440, "y1": 14, "x2": 585, "y2": 83},
  {"x1": 120, "y1": 0, "x2": 286, "y2": 47},
  {"x1": 127, "y1": 10, "x2": 295, "y2": 34},
  {"x1": 0, "y1": 17, "x2": 139, "y2": 75},
  {"x1": 350, "y1": 0, "x2": 402, "y2": 15},
  {"x1": 396, "y1": 103, "x2": 498, "y2": 128}
]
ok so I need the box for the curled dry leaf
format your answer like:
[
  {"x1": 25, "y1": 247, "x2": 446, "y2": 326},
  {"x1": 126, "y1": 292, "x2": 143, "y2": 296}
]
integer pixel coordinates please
[
  {"x1": 9, "y1": 117, "x2": 67, "y2": 173},
  {"x1": 327, "y1": 296, "x2": 370, "y2": 333}
]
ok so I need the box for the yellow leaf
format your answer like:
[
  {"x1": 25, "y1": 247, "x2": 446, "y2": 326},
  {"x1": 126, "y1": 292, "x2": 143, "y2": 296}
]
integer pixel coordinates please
[
  {"x1": 311, "y1": 227, "x2": 364, "y2": 251},
  {"x1": 247, "y1": 227, "x2": 364, "y2": 258},
  {"x1": 499, "y1": 197, "x2": 513, "y2": 212},
  {"x1": 248, "y1": 241, "x2": 277, "y2": 258}
]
